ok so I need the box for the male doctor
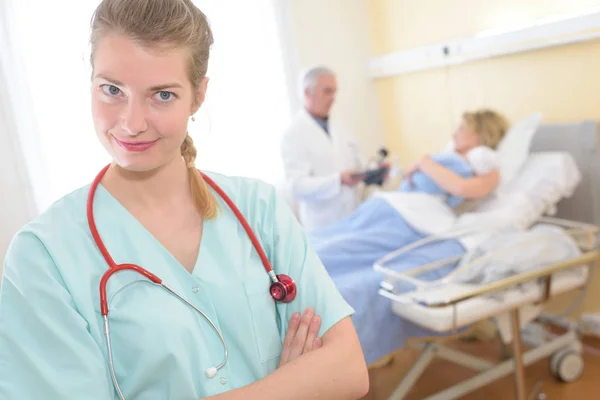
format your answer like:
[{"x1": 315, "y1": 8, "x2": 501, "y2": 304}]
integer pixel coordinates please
[{"x1": 280, "y1": 66, "x2": 365, "y2": 231}]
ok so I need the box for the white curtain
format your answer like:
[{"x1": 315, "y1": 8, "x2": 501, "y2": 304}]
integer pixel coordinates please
[
  {"x1": 0, "y1": 0, "x2": 46, "y2": 265},
  {"x1": 8, "y1": 0, "x2": 106, "y2": 212},
  {"x1": 5, "y1": 0, "x2": 293, "y2": 214}
]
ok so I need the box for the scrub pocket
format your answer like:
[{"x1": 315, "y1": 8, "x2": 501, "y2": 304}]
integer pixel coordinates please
[{"x1": 245, "y1": 280, "x2": 282, "y2": 368}]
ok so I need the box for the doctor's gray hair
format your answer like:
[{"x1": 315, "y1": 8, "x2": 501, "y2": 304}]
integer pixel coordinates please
[{"x1": 300, "y1": 65, "x2": 335, "y2": 97}]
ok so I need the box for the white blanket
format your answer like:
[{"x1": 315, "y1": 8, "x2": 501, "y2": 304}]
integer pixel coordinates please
[
  {"x1": 373, "y1": 191, "x2": 456, "y2": 234},
  {"x1": 450, "y1": 224, "x2": 582, "y2": 286},
  {"x1": 404, "y1": 224, "x2": 585, "y2": 343},
  {"x1": 372, "y1": 152, "x2": 582, "y2": 252}
]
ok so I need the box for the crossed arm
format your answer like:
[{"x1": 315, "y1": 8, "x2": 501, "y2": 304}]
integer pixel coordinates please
[
  {"x1": 208, "y1": 182, "x2": 370, "y2": 400},
  {"x1": 207, "y1": 311, "x2": 369, "y2": 400}
]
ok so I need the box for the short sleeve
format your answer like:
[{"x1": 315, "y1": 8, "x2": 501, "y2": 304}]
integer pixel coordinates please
[
  {"x1": 465, "y1": 146, "x2": 499, "y2": 175},
  {"x1": 0, "y1": 231, "x2": 114, "y2": 400},
  {"x1": 263, "y1": 186, "x2": 355, "y2": 338}
]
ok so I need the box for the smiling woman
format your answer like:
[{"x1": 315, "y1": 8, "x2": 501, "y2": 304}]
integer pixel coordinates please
[
  {"x1": 90, "y1": 35, "x2": 202, "y2": 171},
  {"x1": 0, "y1": 1, "x2": 368, "y2": 399},
  {"x1": 7, "y1": 0, "x2": 292, "y2": 213}
]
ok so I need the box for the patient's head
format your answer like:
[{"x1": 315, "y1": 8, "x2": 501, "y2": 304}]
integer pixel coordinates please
[{"x1": 453, "y1": 109, "x2": 509, "y2": 153}]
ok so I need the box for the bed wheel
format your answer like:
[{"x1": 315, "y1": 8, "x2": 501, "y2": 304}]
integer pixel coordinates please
[{"x1": 549, "y1": 349, "x2": 584, "y2": 383}]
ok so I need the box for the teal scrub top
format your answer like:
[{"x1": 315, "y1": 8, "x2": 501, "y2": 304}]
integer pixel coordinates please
[{"x1": 0, "y1": 172, "x2": 354, "y2": 399}]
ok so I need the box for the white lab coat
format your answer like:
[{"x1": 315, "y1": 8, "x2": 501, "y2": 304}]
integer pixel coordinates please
[{"x1": 280, "y1": 109, "x2": 363, "y2": 231}]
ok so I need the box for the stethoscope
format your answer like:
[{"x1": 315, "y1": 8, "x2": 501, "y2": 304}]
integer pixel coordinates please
[{"x1": 88, "y1": 164, "x2": 297, "y2": 400}]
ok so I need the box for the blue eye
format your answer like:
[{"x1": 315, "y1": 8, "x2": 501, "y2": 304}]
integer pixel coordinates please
[
  {"x1": 101, "y1": 84, "x2": 121, "y2": 96},
  {"x1": 155, "y1": 91, "x2": 174, "y2": 102}
]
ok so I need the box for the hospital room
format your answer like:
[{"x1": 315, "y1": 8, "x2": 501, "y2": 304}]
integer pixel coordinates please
[{"x1": 1, "y1": 0, "x2": 600, "y2": 399}]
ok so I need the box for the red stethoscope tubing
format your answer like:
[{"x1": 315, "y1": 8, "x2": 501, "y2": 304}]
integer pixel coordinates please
[
  {"x1": 199, "y1": 171, "x2": 274, "y2": 275},
  {"x1": 88, "y1": 164, "x2": 294, "y2": 316}
]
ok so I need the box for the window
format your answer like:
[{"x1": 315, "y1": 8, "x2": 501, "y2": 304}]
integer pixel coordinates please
[
  {"x1": 10, "y1": 0, "x2": 291, "y2": 211},
  {"x1": 190, "y1": 0, "x2": 292, "y2": 184}
]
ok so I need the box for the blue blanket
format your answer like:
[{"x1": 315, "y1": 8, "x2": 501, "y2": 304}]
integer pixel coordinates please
[
  {"x1": 397, "y1": 152, "x2": 474, "y2": 208},
  {"x1": 310, "y1": 196, "x2": 465, "y2": 365}
]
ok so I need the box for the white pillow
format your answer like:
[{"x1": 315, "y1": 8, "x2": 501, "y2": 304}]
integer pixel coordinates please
[
  {"x1": 457, "y1": 152, "x2": 581, "y2": 230},
  {"x1": 496, "y1": 112, "x2": 543, "y2": 193}
]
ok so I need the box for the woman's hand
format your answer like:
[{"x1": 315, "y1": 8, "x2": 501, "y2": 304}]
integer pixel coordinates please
[
  {"x1": 278, "y1": 308, "x2": 322, "y2": 368},
  {"x1": 403, "y1": 155, "x2": 431, "y2": 185},
  {"x1": 403, "y1": 162, "x2": 420, "y2": 186},
  {"x1": 418, "y1": 154, "x2": 431, "y2": 167},
  {"x1": 207, "y1": 316, "x2": 368, "y2": 400}
]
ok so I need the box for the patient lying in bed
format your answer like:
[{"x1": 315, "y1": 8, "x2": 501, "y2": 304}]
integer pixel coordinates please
[
  {"x1": 398, "y1": 109, "x2": 508, "y2": 208},
  {"x1": 311, "y1": 108, "x2": 509, "y2": 240},
  {"x1": 308, "y1": 109, "x2": 512, "y2": 364},
  {"x1": 310, "y1": 108, "x2": 511, "y2": 277}
]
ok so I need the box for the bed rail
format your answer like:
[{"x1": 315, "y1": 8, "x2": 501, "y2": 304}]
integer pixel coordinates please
[
  {"x1": 380, "y1": 250, "x2": 598, "y2": 308},
  {"x1": 377, "y1": 217, "x2": 600, "y2": 309}
]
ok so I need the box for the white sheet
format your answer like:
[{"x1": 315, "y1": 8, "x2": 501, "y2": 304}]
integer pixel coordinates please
[
  {"x1": 375, "y1": 152, "x2": 582, "y2": 250},
  {"x1": 451, "y1": 224, "x2": 582, "y2": 285},
  {"x1": 382, "y1": 222, "x2": 589, "y2": 339},
  {"x1": 373, "y1": 191, "x2": 456, "y2": 235}
]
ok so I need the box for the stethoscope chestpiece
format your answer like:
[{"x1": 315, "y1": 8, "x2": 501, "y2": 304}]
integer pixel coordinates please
[{"x1": 270, "y1": 274, "x2": 296, "y2": 303}]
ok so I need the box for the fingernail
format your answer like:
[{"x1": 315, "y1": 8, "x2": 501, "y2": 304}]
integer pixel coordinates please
[
  {"x1": 304, "y1": 307, "x2": 314, "y2": 316},
  {"x1": 312, "y1": 316, "x2": 320, "y2": 324},
  {"x1": 292, "y1": 312, "x2": 300, "y2": 321}
]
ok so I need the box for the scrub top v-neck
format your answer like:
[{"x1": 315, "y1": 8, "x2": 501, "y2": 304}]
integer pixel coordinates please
[{"x1": 0, "y1": 171, "x2": 355, "y2": 400}]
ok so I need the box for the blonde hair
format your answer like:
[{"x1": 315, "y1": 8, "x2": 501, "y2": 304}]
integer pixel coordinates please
[
  {"x1": 90, "y1": 0, "x2": 218, "y2": 218},
  {"x1": 462, "y1": 109, "x2": 509, "y2": 150}
]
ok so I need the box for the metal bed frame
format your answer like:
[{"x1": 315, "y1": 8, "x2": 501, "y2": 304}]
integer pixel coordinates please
[{"x1": 377, "y1": 217, "x2": 600, "y2": 400}]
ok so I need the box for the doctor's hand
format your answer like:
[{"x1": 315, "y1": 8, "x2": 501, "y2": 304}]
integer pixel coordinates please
[
  {"x1": 340, "y1": 170, "x2": 364, "y2": 187},
  {"x1": 279, "y1": 308, "x2": 322, "y2": 368},
  {"x1": 379, "y1": 161, "x2": 391, "y2": 182}
]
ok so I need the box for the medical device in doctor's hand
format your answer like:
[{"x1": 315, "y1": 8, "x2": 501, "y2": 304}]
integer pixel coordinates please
[
  {"x1": 88, "y1": 164, "x2": 297, "y2": 400},
  {"x1": 353, "y1": 147, "x2": 398, "y2": 186}
]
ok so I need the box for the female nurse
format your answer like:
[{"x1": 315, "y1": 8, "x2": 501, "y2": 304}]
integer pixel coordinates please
[{"x1": 0, "y1": 0, "x2": 369, "y2": 399}]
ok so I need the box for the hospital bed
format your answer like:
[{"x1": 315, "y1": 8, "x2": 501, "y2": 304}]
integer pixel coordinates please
[
  {"x1": 373, "y1": 120, "x2": 600, "y2": 400},
  {"x1": 309, "y1": 120, "x2": 599, "y2": 368}
]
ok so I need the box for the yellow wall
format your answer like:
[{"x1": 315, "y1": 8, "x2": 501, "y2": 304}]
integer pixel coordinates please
[
  {"x1": 367, "y1": 0, "x2": 600, "y2": 165},
  {"x1": 366, "y1": 0, "x2": 600, "y2": 316}
]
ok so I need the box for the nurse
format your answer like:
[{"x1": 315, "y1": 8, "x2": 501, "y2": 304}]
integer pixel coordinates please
[{"x1": 0, "y1": 0, "x2": 368, "y2": 399}]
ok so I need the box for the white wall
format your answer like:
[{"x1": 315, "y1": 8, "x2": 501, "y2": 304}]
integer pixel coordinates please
[{"x1": 276, "y1": 0, "x2": 386, "y2": 158}]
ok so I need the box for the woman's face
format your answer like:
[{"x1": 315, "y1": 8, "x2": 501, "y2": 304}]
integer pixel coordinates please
[
  {"x1": 91, "y1": 34, "x2": 206, "y2": 172},
  {"x1": 452, "y1": 120, "x2": 481, "y2": 154}
]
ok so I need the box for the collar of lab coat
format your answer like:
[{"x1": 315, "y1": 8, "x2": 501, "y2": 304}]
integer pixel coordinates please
[{"x1": 299, "y1": 108, "x2": 334, "y2": 138}]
